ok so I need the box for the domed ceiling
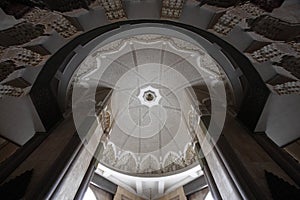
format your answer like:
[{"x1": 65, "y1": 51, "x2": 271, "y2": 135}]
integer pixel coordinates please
[{"x1": 71, "y1": 33, "x2": 231, "y2": 175}]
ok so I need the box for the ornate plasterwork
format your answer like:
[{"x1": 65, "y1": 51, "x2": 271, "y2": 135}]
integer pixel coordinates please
[
  {"x1": 0, "y1": 84, "x2": 27, "y2": 98},
  {"x1": 67, "y1": 34, "x2": 225, "y2": 105},
  {"x1": 101, "y1": 143, "x2": 117, "y2": 166},
  {"x1": 162, "y1": 152, "x2": 185, "y2": 172},
  {"x1": 137, "y1": 85, "x2": 162, "y2": 108},
  {"x1": 68, "y1": 34, "x2": 224, "y2": 88},
  {"x1": 161, "y1": 0, "x2": 185, "y2": 19},
  {"x1": 97, "y1": 0, "x2": 127, "y2": 21},
  {"x1": 140, "y1": 154, "x2": 160, "y2": 173},
  {"x1": 184, "y1": 143, "x2": 197, "y2": 166},
  {"x1": 114, "y1": 152, "x2": 137, "y2": 173},
  {"x1": 0, "y1": 47, "x2": 44, "y2": 67},
  {"x1": 91, "y1": 34, "x2": 206, "y2": 55},
  {"x1": 23, "y1": 8, "x2": 79, "y2": 38},
  {"x1": 71, "y1": 33, "x2": 228, "y2": 175},
  {"x1": 100, "y1": 142, "x2": 197, "y2": 175}
]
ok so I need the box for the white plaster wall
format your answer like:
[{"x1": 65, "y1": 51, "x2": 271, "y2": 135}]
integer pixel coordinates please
[
  {"x1": 0, "y1": 95, "x2": 45, "y2": 145},
  {"x1": 256, "y1": 94, "x2": 300, "y2": 147},
  {"x1": 0, "y1": 8, "x2": 20, "y2": 30},
  {"x1": 73, "y1": 7, "x2": 109, "y2": 31},
  {"x1": 180, "y1": 4, "x2": 216, "y2": 29},
  {"x1": 124, "y1": 0, "x2": 161, "y2": 19},
  {"x1": 225, "y1": 24, "x2": 256, "y2": 52}
]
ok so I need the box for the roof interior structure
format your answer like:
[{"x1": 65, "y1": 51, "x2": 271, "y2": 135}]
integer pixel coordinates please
[
  {"x1": 0, "y1": 0, "x2": 299, "y2": 200},
  {"x1": 68, "y1": 30, "x2": 234, "y2": 199}
]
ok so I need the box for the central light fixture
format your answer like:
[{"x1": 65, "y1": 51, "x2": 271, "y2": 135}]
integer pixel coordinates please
[
  {"x1": 138, "y1": 86, "x2": 161, "y2": 107},
  {"x1": 144, "y1": 91, "x2": 156, "y2": 101}
]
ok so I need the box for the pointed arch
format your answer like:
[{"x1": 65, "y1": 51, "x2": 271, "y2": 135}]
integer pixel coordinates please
[
  {"x1": 140, "y1": 154, "x2": 160, "y2": 173},
  {"x1": 114, "y1": 152, "x2": 137, "y2": 173}
]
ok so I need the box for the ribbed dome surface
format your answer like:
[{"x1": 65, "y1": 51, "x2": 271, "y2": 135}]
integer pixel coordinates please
[{"x1": 71, "y1": 33, "x2": 227, "y2": 175}]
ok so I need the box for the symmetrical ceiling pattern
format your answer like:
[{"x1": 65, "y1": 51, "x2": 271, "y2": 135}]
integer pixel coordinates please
[
  {"x1": 0, "y1": 0, "x2": 299, "y2": 199},
  {"x1": 71, "y1": 33, "x2": 229, "y2": 176},
  {"x1": 73, "y1": 31, "x2": 238, "y2": 154},
  {"x1": 100, "y1": 142, "x2": 197, "y2": 175},
  {"x1": 0, "y1": 1, "x2": 299, "y2": 98}
]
